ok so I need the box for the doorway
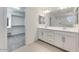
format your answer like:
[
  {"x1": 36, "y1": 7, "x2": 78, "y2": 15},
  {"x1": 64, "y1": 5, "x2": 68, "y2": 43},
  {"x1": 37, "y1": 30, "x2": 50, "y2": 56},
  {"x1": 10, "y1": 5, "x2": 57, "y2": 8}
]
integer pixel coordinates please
[{"x1": 7, "y1": 7, "x2": 26, "y2": 51}]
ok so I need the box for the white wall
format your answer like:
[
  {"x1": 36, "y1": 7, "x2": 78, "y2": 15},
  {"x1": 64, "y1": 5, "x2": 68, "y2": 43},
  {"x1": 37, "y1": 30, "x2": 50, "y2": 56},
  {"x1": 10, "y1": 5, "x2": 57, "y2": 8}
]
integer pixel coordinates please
[
  {"x1": 25, "y1": 8, "x2": 40, "y2": 45},
  {"x1": 25, "y1": 7, "x2": 58, "y2": 45},
  {"x1": 0, "y1": 8, "x2": 7, "y2": 51}
]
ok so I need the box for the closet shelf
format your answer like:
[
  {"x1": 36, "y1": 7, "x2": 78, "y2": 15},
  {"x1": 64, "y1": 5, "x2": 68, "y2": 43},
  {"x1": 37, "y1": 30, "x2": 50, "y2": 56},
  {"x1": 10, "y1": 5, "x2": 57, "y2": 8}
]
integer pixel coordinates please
[
  {"x1": 8, "y1": 33, "x2": 25, "y2": 37},
  {"x1": 12, "y1": 25, "x2": 25, "y2": 27}
]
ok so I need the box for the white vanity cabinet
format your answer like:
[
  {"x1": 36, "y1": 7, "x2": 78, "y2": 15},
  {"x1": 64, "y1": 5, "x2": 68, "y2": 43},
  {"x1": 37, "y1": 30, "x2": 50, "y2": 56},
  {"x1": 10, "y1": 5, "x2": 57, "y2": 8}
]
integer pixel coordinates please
[
  {"x1": 54, "y1": 31, "x2": 64, "y2": 49},
  {"x1": 38, "y1": 28, "x2": 79, "y2": 52},
  {"x1": 38, "y1": 29, "x2": 55, "y2": 45},
  {"x1": 38, "y1": 29, "x2": 48, "y2": 41},
  {"x1": 38, "y1": 29, "x2": 44, "y2": 40},
  {"x1": 52, "y1": 31, "x2": 78, "y2": 51},
  {"x1": 47, "y1": 30, "x2": 55, "y2": 42},
  {"x1": 62, "y1": 32, "x2": 79, "y2": 52},
  {"x1": 63, "y1": 35, "x2": 76, "y2": 51},
  {"x1": 37, "y1": 7, "x2": 79, "y2": 52}
]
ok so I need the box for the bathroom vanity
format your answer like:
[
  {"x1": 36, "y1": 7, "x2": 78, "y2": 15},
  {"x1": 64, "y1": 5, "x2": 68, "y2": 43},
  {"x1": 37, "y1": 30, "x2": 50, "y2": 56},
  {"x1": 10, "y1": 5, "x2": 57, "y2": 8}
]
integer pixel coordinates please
[
  {"x1": 38, "y1": 26, "x2": 79, "y2": 52},
  {"x1": 37, "y1": 7, "x2": 79, "y2": 52}
]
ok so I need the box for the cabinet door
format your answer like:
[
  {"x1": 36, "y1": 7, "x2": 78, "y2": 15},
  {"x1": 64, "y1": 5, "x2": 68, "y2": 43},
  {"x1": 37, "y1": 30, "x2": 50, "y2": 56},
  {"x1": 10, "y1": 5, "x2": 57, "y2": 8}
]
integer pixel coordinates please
[
  {"x1": 47, "y1": 30, "x2": 55, "y2": 42},
  {"x1": 38, "y1": 29, "x2": 43, "y2": 40},
  {"x1": 38, "y1": 29, "x2": 47, "y2": 40},
  {"x1": 42, "y1": 29, "x2": 47, "y2": 41},
  {"x1": 63, "y1": 33, "x2": 77, "y2": 52},
  {"x1": 54, "y1": 31, "x2": 63, "y2": 48}
]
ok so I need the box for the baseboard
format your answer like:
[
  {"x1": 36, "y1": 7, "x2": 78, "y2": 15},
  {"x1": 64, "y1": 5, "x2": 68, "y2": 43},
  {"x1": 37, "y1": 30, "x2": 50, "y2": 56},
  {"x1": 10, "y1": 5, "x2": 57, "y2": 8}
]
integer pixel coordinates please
[{"x1": 38, "y1": 39, "x2": 68, "y2": 52}]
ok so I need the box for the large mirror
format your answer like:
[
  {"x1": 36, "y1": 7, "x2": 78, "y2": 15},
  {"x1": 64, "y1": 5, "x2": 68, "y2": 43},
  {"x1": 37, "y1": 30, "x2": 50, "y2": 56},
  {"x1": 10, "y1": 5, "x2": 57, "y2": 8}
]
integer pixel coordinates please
[
  {"x1": 49, "y1": 15, "x2": 77, "y2": 27},
  {"x1": 47, "y1": 7, "x2": 78, "y2": 27}
]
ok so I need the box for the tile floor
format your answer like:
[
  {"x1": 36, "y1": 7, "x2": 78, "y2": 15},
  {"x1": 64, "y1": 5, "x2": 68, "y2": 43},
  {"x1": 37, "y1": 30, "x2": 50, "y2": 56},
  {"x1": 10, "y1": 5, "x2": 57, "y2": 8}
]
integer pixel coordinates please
[{"x1": 14, "y1": 40, "x2": 65, "y2": 52}]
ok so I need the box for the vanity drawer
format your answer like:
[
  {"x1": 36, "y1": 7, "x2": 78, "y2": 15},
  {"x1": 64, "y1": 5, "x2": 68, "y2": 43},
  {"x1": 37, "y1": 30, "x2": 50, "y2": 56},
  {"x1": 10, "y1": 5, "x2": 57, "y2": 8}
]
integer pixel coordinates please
[
  {"x1": 54, "y1": 30, "x2": 78, "y2": 37},
  {"x1": 54, "y1": 30, "x2": 62, "y2": 35},
  {"x1": 62, "y1": 31, "x2": 78, "y2": 37}
]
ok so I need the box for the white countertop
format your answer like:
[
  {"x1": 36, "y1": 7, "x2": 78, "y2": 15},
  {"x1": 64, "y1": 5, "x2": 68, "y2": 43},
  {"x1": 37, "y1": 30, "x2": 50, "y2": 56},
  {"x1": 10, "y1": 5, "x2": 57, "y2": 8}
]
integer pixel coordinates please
[{"x1": 38, "y1": 26, "x2": 79, "y2": 33}]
